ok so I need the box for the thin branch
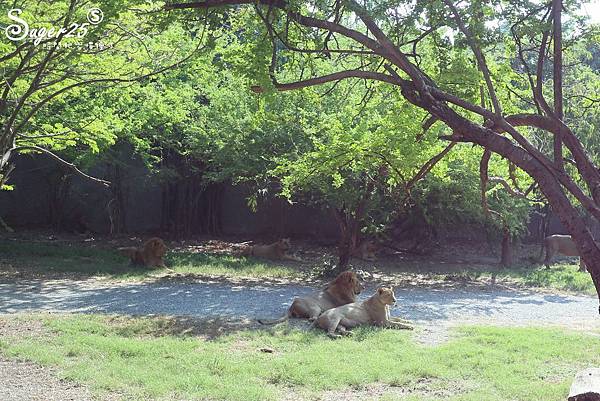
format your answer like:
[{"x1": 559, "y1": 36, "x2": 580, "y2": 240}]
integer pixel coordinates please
[
  {"x1": 404, "y1": 142, "x2": 456, "y2": 191},
  {"x1": 14, "y1": 39, "x2": 207, "y2": 135},
  {"x1": 443, "y1": 0, "x2": 501, "y2": 116},
  {"x1": 10, "y1": 145, "x2": 110, "y2": 186},
  {"x1": 535, "y1": 30, "x2": 554, "y2": 115},
  {"x1": 250, "y1": 70, "x2": 400, "y2": 92},
  {"x1": 480, "y1": 149, "x2": 493, "y2": 215},
  {"x1": 552, "y1": 0, "x2": 564, "y2": 171},
  {"x1": 346, "y1": 0, "x2": 430, "y2": 94},
  {"x1": 166, "y1": 0, "x2": 387, "y2": 60}
]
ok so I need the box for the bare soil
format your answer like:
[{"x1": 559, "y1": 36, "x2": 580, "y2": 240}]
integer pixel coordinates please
[{"x1": 0, "y1": 316, "x2": 122, "y2": 401}]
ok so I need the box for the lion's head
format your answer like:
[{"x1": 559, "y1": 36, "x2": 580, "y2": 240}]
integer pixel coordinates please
[
  {"x1": 145, "y1": 237, "x2": 167, "y2": 257},
  {"x1": 375, "y1": 287, "x2": 396, "y2": 306},
  {"x1": 360, "y1": 241, "x2": 378, "y2": 261},
  {"x1": 329, "y1": 271, "x2": 364, "y2": 296},
  {"x1": 277, "y1": 238, "x2": 291, "y2": 251}
]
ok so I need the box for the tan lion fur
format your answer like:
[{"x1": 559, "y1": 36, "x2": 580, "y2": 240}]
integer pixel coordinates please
[
  {"x1": 544, "y1": 234, "x2": 586, "y2": 272},
  {"x1": 315, "y1": 286, "x2": 413, "y2": 338},
  {"x1": 351, "y1": 240, "x2": 377, "y2": 261},
  {"x1": 118, "y1": 237, "x2": 167, "y2": 268},
  {"x1": 242, "y1": 238, "x2": 301, "y2": 261},
  {"x1": 258, "y1": 271, "x2": 364, "y2": 324}
]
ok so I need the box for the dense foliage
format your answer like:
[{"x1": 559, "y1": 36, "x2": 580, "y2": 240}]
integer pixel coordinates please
[{"x1": 3, "y1": 0, "x2": 600, "y2": 256}]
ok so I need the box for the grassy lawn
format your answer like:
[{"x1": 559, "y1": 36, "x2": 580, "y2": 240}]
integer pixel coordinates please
[
  {"x1": 0, "y1": 241, "x2": 299, "y2": 280},
  {"x1": 495, "y1": 263, "x2": 596, "y2": 295},
  {"x1": 436, "y1": 263, "x2": 596, "y2": 296},
  {"x1": 0, "y1": 240, "x2": 596, "y2": 295},
  {"x1": 1, "y1": 314, "x2": 598, "y2": 401}
]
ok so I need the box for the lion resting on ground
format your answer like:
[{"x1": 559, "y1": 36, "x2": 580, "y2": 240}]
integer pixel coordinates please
[
  {"x1": 314, "y1": 286, "x2": 413, "y2": 338},
  {"x1": 544, "y1": 234, "x2": 586, "y2": 272},
  {"x1": 118, "y1": 237, "x2": 167, "y2": 268},
  {"x1": 258, "y1": 271, "x2": 364, "y2": 324},
  {"x1": 243, "y1": 238, "x2": 301, "y2": 261},
  {"x1": 351, "y1": 240, "x2": 377, "y2": 261}
]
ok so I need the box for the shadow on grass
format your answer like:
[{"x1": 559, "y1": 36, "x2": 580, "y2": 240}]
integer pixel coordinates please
[
  {"x1": 426, "y1": 260, "x2": 595, "y2": 296},
  {"x1": 99, "y1": 314, "x2": 269, "y2": 340},
  {"x1": 0, "y1": 240, "x2": 149, "y2": 278},
  {"x1": 496, "y1": 263, "x2": 595, "y2": 295},
  {"x1": 168, "y1": 252, "x2": 295, "y2": 277},
  {"x1": 0, "y1": 241, "x2": 297, "y2": 280}
]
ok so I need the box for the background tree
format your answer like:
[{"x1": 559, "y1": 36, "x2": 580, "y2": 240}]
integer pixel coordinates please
[
  {"x1": 0, "y1": 0, "x2": 203, "y2": 191},
  {"x1": 165, "y1": 0, "x2": 600, "y2": 309}
]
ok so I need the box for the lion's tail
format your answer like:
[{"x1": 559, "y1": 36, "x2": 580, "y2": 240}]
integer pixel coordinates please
[{"x1": 257, "y1": 312, "x2": 290, "y2": 325}]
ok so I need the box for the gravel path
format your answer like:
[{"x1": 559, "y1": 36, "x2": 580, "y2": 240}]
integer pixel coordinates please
[
  {"x1": 1, "y1": 278, "x2": 599, "y2": 401},
  {"x1": 1, "y1": 278, "x2": 599, "y2": 329}
]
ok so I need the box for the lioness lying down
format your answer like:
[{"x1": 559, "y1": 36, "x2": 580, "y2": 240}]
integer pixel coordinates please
[
  {"x1": 243, "y1": 238, "x2": 301, "y2": 261},
  {"x1": 314, "y1": 287, "x2": 413, "y2": 338},
  {"x1": 351, "y1": 240, "x2": 377, "y2": 261},
  {"x1": 258, "y1": 271, "x2": 363, "y2": 324}
]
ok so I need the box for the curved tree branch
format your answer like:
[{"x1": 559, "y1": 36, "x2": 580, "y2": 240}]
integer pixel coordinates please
[
  {"x1": 10, "y1": 145, "x2": 110, "y2": 187},
  {"x1": 250, "y1": 70, "x2": 400, "y2": 92},
  {"x1": 443, "y1": 0, "x2": 501, "y2": 116}
]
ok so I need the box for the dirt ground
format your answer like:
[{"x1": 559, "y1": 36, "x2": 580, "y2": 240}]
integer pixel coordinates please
[
  {"x1": 0, "y1": 232, "x2": 590, "y2": 401},
  {"x1": 0, "y1": 317, "x2": 121, "y2": 401},
  {"x1": 0, "y1": 230, "x2": 547, "y2": 287}
]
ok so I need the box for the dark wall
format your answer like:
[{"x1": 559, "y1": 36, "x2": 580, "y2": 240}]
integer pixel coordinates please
[
  {"x1": 0, "y1": 152, "x2": 338, "y2": 239},
  {"x1": 1, "y1": 155, "x2": 52, "y2": 228},
  {"x1": 4, "y1": 150, "x2": 594, "y2": 243},
  {"x1": 219, "y1": 185, "x2": 338, "y2": 239}
]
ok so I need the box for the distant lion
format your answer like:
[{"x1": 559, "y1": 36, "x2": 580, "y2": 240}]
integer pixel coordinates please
[
  {"x1": 314, "y1": 286, "x2": 413, "y2": 338},
  {"x1": 258, "y1": 271, "x2": 364, "y2": 324},
  {"x1": 118, "y1": 237, "x2": 167, "y2": 268},
  {"x1": 351, "y1": 240, "x2": 377, "y2": 261},
  {"x1": 544, "y1": 234, "x2": 586, "y2": 272},
  {"x1": 243, "y1": 238, "x2": 301, "y2": 261}
]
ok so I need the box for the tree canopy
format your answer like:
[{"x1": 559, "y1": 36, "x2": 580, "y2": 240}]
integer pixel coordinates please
[{"x1": 4, "y1": 0, "x2": 600, "y2": 297}]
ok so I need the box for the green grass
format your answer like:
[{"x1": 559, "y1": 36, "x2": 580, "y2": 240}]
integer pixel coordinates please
[
  {"x1": 0, "y1": 240, "x2": 596, "y2": 295},
  {"x1": 438, "y1": 262, "x2": 596, "y2": 295},
  {"x1": 0, "y1": 241, "x2": 298, "y2": 280},
  {"x1": 1, "y1": 314, "x2": 599, "y2": 400},
  {"x1": 503, "y1": 263, "x2": 596, "y2": 294}
]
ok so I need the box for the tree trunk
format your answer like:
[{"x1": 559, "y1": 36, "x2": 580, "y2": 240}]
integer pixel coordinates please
[
  {"x1": 333, "y1": 206, "x2": 352, "y2": 272},
  {"x1": 500, "y1": 226, "x2": 513, "y2": 267},
  {"x1": 405, "y1": 83, "x2": 600, "y2": 312},
  {"x1": 333, "y1": 177, "x2": 375, "y2": 272},
  {"x1": 107, "y1": 165, "x2": 126, "y2": 235}
]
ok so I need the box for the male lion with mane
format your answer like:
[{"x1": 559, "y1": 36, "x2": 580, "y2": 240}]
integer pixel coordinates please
[
  {"x1": 258, "y1": 271, "x2": 363, "y2": 324},
  {"x1": 314, "y1": 286, "x2": 413, "y2": 338},
  {"x1": 118, "y1": 237, "x2": 167, "y2": 268}
]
